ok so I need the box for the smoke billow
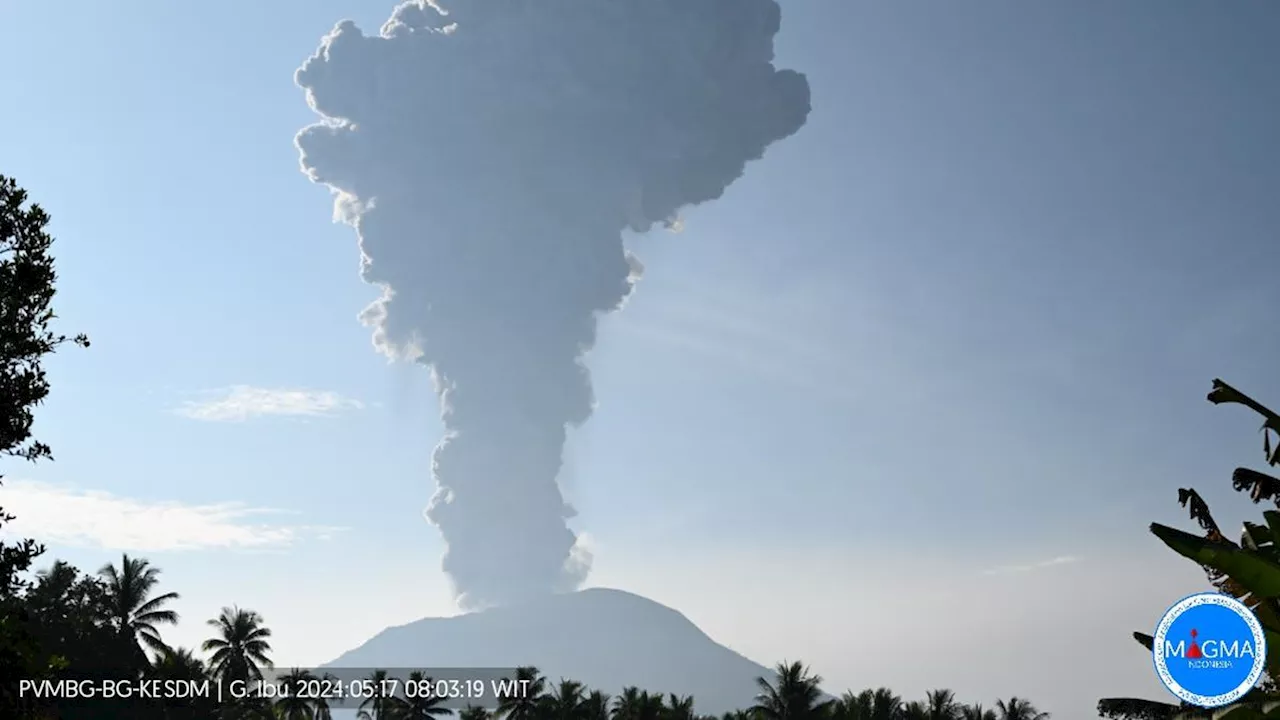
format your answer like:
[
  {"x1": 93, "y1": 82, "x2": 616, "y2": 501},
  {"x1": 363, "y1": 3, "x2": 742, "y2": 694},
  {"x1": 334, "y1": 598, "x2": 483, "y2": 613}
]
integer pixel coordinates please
[{"x1": 294, "y1": 0, "x2": 810, "y2": 609}]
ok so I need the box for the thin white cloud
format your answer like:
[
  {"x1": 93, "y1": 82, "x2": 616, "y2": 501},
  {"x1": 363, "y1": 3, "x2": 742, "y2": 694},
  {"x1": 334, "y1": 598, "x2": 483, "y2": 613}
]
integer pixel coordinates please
[
  {"x1": 0, "y1": 480, "x2": 343, "y2": 552},
  {"x1": 983, "y1": 555, "x2": 1080, "y2": 575},
  {"x1": 176, "y1": 385, "x2": 363, "y2": 422}
]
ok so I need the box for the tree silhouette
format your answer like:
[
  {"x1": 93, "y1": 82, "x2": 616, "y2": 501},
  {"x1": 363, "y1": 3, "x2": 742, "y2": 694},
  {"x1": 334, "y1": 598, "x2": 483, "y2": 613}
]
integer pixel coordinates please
[
  {"x1": 924, "y1": 689, "x2": 959, "y2": 720},
  {"x1": 993, "y1": 697, "x2": 1049, "y2": 720},
  {"x1": 358, "y1": 668, "x2": 397, "y2": 720},
  {"x1": 394, "y1": 671, "x2": 455, "y2": 719},
  {"x1": 275, "y1": 668, "x2": 321, "y2": 720},
  {"x1": 497, "y1": 666, "x2": 547, "y2": 720},
  {"x1": 202, "y1": 605, "x2": 273, "y2": 684},
  {"x1": 752, "y1": 661, "x2": 830, "y2": 720},
  {"x1": 98, "y1": 553, "x2": 180, "y2": 659},
  {"x1": 0, "y1": 173, "x2": 88, "y2": 717}
]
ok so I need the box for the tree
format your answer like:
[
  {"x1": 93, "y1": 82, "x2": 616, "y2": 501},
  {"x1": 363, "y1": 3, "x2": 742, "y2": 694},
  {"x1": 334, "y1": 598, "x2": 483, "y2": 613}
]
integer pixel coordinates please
[
  {"x1": 992, "y1": 698, "x2": 1047, "y2": 720},
  {"x1": 151, "y1": 647, "x2": 215, "y2": 720},
  {"x1": 900, "y1": 702, "x2": 928, "y2": 720},
  {"x1": 98, "y1": 554, "x2": 180, "y2": 661},
  {"x1": 0, "y1": 173, "x2": 88, "y2": 717},
  {"x1": 583, "y1": 691, "x2": 610, "y2": 720},
  {"x1": 751, "y1": 662, "x2": 830, "y2": 720},
  {"x1": 393, "y1": 671, "x2": 454, "y2": 719},
  {"x1": 357, "y1": 669, "x2": 396, "y2": 720},
  {"x1": 924, "y1": 690, "x2": 959, "y2": 720},
  {"x1": 203, "y1": 606, "x2": 273, "y2": 684},
  {"x1": 275, "y1": 668, "x2": 321, "y2": 720},
  {"x1": 665, "y1": 695, "x2": 696, "y2": 720},
  {"x1": 497, "y1": 667, "x2": 547, "y2": 720},
  {"x1": 959, "y1": 705, "x2": 996, "y2": 720},
  {"x1": 547, "y1": 679, "x2": 586, "y2": 720},
  {"x1": 1098, "y1": 380, "x2": 1280, "y2": 720},
  {"x1": 612, "y1": 688, "x2": 664, "y2": 720},
  {"x1": 151, "y1": 646, "x2": 208, "y2": 683}
]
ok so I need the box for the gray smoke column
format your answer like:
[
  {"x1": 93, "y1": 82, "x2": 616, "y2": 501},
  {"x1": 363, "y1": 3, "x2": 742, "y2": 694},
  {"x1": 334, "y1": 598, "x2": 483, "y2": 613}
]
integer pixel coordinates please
[{"x1": 294, "y1": 0, "x2": 810, "y2": 609}]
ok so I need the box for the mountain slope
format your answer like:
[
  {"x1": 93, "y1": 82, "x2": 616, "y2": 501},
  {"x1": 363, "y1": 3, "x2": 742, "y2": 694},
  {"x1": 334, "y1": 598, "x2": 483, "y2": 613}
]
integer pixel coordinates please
[{"x1": 325, "y1": 588, "x2": 775, "y2": 715}]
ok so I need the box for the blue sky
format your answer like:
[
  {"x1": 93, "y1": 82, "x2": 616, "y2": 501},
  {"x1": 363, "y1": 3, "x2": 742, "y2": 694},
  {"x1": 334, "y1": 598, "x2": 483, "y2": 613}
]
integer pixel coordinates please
[{"x1": 2, "y1": 1, "x2": 1279, "y2": 717}]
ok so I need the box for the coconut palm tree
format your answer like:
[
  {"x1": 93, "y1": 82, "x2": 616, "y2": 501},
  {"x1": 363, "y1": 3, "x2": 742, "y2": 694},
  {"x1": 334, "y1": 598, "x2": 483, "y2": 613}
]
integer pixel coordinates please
[
  {"x1": 959, "y1": 705, "x2": 997, "y2": 720},
  {"x1": 900, "y1": 701, "x2": 929, "y2": 720},
  {"x1": 202, "y1": 605, "x2": 273, "y2": 684},
  {"x1": 97, "y1": 553, "x2": 180, "y2": 658},
  {"x1": 392, "y1": 671, "x2": 454, "y2": 719},
  {"x1": 548, "y1": 679, "x2": 586, "y2": 720},
  {"x1": 584, "y1": 691, "x2": 610, "y2": 720},
  {"x1": 274, "y1": 668, "x2": 320, "y2": 720},
  {"x1": 460, "y1": 705, "x2": 491, "y2": 720},
  {"x1": 613, "y1": 688, "x2": 645, "y2": 720},
  {"x1": 497, "y1": 667, "x2": 547, "y2": 720},
  {"x1": 666, "y1": 694, "x2": 696, "y2": 720},
  {"x1": 994, "y1": 698, "x2": 1049, "y2": 720},
  {"x1": 639, "y1": 692, "x2": 666, "y2": 720},
  {"x1": 358, "y1": 669, "x2": 397, "y2": 720},
  {"x1": 925, "y1": 689, "x2": 959, "y2": 720},
  {"x1": 865, "y1": 689, "x2": 903, "y2": 720},
  {"x1": 752, "y1": 662, "x2": 830, "y2": 720},
  {"x1": 829, "y1": 690, "x2": 867, "y2": 720},
  {"x1": 151, "y1": 646, "x2": 207, "y2": 682},
  {"x1": 145, "y1": 646, "x2": 214, "y2": 720},
  {"x1": 312, "y1": 672, "x2": 340, "y2": 720}
]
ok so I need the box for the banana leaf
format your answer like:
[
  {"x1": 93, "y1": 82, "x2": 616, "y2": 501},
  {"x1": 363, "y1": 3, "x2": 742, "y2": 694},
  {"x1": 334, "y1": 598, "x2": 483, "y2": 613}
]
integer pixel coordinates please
[{"x1": 1151, "y1": 524, "x2": 1280, "y2": 599}]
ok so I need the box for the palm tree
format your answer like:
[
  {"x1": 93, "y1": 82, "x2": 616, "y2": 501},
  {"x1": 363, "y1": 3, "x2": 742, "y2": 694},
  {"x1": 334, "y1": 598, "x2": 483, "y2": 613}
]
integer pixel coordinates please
[
  {"x1": 147, "y1": 647, "x2": 214, "y2": 720},
  {"x1": 751, "y1": 661, "x2": 830, "y2": 720},
  {"x1": 925, "y1": 689, "x2": 959, "y2": 720},
  {"x1": 275, "y1": 668, "x2": 320, "y2": 720},
  {"x1": 548, "y1": 679, "x2": 586, "y2": 720},
  {"x1": 497, "y1": 666, "x2": 547, "y2": 720},
  {"x1": 613, "y1": 688, "x2": 645, "y2": 720},
  {"x1": 666, "y1": 694, "x2": 696, "y2": 720},
  {"x1": 313, "y1": 672, "x2": 340, "y2": 720},
  {"x1": 900, "y1": 701, "x2": 928, "y2": 720},
  {"x1": 202, "y1": 605, "x2": 273, "y2": 684},
  {"x1": 638, "y1": 692, "x2": 665, "y2": 720},
  {"x1": 584, "y1": 691, "x2": 610, "y2": 720},
  {"x1": 97, "y1": 553, "x2": 180, "y2": 658},
  {"x1": 959, "y1": 705, "x2": 997, "y2": 720},
  {"x1": 151, "y1": 646, "x2": 207, "y2": 682},
  {"x1": 461, "y1": 705, "x2": 491, "y2": 720},
  {"x1": 866, "y1": 689, "x2": 902, "y2": 720},
  {"x1": 357, "y1": 669, "x2": 397, "y2": 720},
  {"x1": 994, "y1": 698, "x2": 1049, "y2": 720},
  {"x1": 829, "y1": 691, "x2": 865, "y2": 720},
  {"x1": 393, "y1": 671, "x2": 454, "y2": 719}
]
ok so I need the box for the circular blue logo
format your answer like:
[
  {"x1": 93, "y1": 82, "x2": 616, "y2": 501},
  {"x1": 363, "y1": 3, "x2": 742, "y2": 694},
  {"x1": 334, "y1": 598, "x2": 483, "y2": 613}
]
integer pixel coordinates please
[{"x1": 1153, "y1": 592, "x2": 1266, "y2": 707}]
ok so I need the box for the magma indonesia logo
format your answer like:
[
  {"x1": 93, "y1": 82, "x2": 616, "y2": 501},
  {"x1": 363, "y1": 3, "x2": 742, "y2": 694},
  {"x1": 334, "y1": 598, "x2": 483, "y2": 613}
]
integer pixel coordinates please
[{"x1": 1153, "y1": 592, "x2": 1267, "y2": 708}]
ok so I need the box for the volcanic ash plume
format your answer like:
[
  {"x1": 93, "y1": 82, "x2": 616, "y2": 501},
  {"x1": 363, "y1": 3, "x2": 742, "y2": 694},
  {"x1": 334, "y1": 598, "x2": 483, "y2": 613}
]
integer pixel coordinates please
[{"x1": 294, "y1": 0, "x2": 811, "y2": 609}]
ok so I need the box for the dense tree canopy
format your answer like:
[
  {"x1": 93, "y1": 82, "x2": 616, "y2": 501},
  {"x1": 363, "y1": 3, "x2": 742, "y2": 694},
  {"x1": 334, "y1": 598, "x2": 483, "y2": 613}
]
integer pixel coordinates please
[{"x1": 0, "y1": 174, "x2": 87, "y2": 718}]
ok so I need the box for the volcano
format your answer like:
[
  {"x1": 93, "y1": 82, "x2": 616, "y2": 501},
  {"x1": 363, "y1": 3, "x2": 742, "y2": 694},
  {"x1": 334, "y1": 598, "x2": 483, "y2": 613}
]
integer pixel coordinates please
[{"x1": 324, "y1": 588, "x2": 776, "y2": 715}]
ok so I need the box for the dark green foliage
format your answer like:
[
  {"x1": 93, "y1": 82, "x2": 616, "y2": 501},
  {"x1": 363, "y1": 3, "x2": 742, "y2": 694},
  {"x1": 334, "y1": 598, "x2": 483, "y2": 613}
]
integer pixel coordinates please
[
  {"x1": 0, "y1": 174, "x2": 87, "y2": 719},
  {"x1": 0, "y1": 174, "x2": 89, "y2": 467}
]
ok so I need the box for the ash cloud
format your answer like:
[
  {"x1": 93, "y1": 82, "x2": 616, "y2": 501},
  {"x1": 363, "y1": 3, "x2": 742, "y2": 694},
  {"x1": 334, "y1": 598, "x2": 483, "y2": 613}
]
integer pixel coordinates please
[{"x1": 294, "y1": 0, "x2": 810, "y2": 609}]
